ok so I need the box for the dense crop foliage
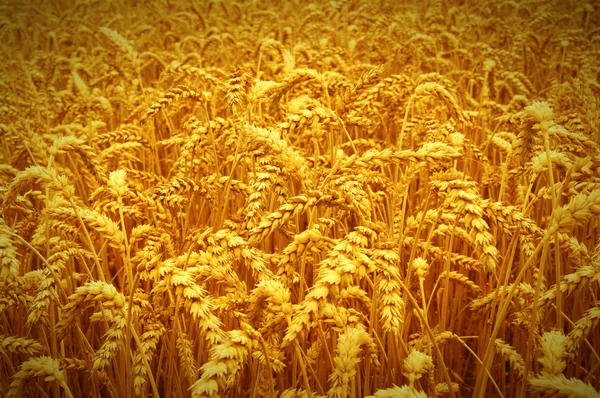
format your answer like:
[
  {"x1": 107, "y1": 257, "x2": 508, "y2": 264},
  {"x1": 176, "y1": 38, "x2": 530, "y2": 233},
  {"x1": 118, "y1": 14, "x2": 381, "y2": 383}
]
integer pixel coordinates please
[{"x1": 1, "y1": 0, "x2": 600, "y2": 397}]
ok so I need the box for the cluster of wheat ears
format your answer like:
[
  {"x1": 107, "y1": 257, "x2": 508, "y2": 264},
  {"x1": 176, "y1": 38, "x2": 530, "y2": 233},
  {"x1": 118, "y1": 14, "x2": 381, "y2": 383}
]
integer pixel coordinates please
[{"x1": 1, "y1": 0, "x2": 599, "y2": 397}]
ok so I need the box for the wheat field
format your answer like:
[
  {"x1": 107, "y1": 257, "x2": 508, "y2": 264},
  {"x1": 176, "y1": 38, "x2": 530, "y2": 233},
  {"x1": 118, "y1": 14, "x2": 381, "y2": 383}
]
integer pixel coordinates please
[{"x1": 1, "y1": 0, "x2": 600, "y2": 397}]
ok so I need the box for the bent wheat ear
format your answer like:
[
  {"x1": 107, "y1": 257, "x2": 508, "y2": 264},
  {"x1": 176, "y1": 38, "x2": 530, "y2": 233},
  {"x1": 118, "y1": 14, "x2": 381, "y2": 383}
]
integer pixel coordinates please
[
  {"x1": 3, "y1": 166, "x2": 76, "y2": 207},
  {"x1": 529, "y1": 375, "x2": 600, "y2": 397},
  {"x1": 566, "y1": 302, "x2": 600, "y2": 358},
  {"x1": 99, "y1": 27, "x2": 141, "y2": 74},
  {"x1": 494, "y1": 339, "x2": 525, "y2": 377},
  {"x1": 48, "y1": 135, "x2": 106, "y2": 182},
  {"x1": 7, "y1": 356, "x2": 74, "y2": 398},
  {"x1": 56, "y1": 281, "x2": 127, "y2": 338},
  {"x1": 0, "y1": 335, "x2": 45, "y2": 356},
  {"x1": 140, "y1": 86, "x2": 203, "y2": 125},
  {"x1": 413, "y1": 82, "x2": 468, "y2": 126}
]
